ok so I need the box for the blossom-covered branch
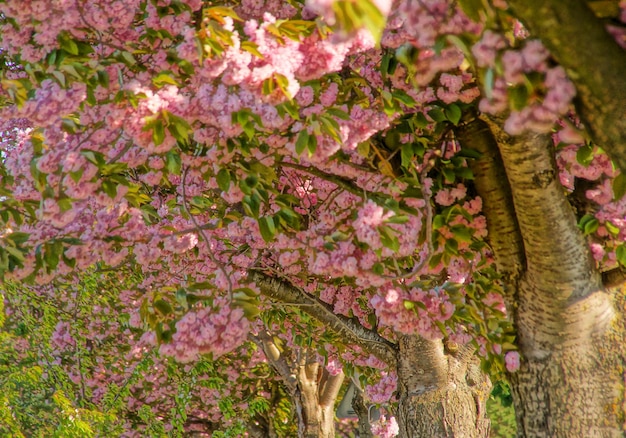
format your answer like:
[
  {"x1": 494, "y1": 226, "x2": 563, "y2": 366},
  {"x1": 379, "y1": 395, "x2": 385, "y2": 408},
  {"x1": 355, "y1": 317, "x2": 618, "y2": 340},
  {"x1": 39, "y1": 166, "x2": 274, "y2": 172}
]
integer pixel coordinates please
[{"x1": 249, "y1": 270, "x2": 398, "y2": 367}]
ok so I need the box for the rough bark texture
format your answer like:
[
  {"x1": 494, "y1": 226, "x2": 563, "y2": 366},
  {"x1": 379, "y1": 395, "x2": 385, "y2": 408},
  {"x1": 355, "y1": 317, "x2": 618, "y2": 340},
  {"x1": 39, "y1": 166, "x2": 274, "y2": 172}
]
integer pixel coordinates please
[
  {"x1": 455, "y1": 115, "x2": 525, "y2": 298},
  {"x1": 252, "y1": 273, "x2": 495, "y2": 436},
  {"x1": 471, "y1": 119, "x2": 625, "y2": 436},
  {"x1": 352, "y1": 386, "x2": 374, "y2": 438},
  {"x1": 507, "y1": 0, "x2": 626, "y2": 173},
  {"x1": 395, "y1": 336, "x2": 491, "y2": 437}
]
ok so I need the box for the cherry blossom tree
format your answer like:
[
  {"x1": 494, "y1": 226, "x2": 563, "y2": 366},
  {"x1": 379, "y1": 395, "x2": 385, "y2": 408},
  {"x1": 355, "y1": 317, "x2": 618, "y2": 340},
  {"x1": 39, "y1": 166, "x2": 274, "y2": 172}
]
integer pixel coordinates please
[{"x1": 1, "y1": 0, "x2": 625, "y2": 437}]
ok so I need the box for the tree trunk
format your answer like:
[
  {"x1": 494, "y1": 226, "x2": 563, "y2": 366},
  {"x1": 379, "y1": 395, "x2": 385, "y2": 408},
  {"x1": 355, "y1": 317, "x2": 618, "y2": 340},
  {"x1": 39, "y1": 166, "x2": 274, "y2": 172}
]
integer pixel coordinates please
[
  {"x1": 255, "y1": 333, "x2": 344, "y2": 438},
  {"x1": 292, "y1": 356, "x2": 344, "y2": 438},
  {"x1": 395, "y1": 336, "x2": 491, "y2": 437},
  {"x1": 462, "y1": 117, "x2": 626, "y2": 436}
]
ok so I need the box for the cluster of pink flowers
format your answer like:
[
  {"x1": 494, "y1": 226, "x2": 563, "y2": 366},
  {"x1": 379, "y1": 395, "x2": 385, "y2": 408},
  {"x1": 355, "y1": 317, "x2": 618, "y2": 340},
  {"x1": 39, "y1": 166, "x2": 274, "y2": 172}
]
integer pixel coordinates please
[
  {"x1": 353, "y1": 200, "x2": 395, "y2": 249},
  {"x1": 504, "y1": 351, "x2": 521, "y2": 372},
  {"x1": 365, "y1": 371, "x2": 397, "y2": 404},
  {"x1": 473, "y1": 34, "x2": 577, "y2": 134},
  {"x1": 50, "y1": 320, "x2": 76, "y2": 351},
  {"x1": 437, "y1": 72, "x2": 481, "y2": 104},
  {"x1": 370, "y1": 285, "x2": 455, "y2": 339},
  {"x1": 371, "y1": 414, "x2": 400, "y2": 438},
  {"x1": 557, "y1": 141, "x2": 626, "y2": 269},
  {"x1": 305, "y1": 0, "x2": 392, "y2": 28},
  {"x1": 4, "y1": 80, "x2": 86, "y2": 127},
  {"x1": 0, "y1": 0, "x2": 142, "y2": 62},
  {"x1": 159, "y1": 300, "x2": 250, "y2": 363},
  {"x1": 392, "y1": 0, "x2": 481, "y2": 49},
  {"x1": 435, "y1": 183, "x2": 467, "y2": 206}
]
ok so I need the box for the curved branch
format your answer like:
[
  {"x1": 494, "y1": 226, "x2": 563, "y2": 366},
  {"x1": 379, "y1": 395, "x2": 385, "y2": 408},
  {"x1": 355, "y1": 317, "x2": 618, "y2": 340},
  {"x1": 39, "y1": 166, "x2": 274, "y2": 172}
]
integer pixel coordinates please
[
  {"x1": 251, "y1": 331, "x2": 298, "y2": 392},
  {"x1": 280, "y1": 161, "x2": 391, "y2": 206},
  {"x1": 318, "y1": 369, "x2": 345, "y2": 408},
  {"x1": 507, "y1": 0, "x2": 626, "y2": 172},
  {"x1": 249, "y1": 270, "x2": 398, "y2": 367},
  {"x1": 455, "y1": 115, "x2": 525, "y2": 291},
  {"x1": 493, "y1": 120, "x2": 601, "y2": 295}
]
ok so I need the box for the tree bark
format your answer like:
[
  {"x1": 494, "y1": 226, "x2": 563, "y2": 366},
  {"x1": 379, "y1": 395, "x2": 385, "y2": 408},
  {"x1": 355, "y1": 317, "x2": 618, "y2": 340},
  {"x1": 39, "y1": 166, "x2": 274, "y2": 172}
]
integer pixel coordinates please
[
  {"x1": 255, "y1": 331, "x2": 344, "y2": 438},
  {"x1": 395, "y1": 336, "x2": 491, "y2": 437},
  {"x1": 467, "y1": 118, "x2": 626, "y2": 437},
  {"x1": 292, "y1": 350, "x2": 344, "y2": 438},
  {"x1": 251, "y1": 264, "x2": 494, "y2": 436}
]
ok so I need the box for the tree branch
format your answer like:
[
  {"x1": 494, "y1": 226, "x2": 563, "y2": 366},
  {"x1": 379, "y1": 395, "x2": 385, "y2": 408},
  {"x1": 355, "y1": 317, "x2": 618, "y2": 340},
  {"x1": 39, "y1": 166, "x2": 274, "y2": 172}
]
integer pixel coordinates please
[
  {"x1": 318, "y1": 368, "x2": 345, "y2": 408},
  {"x1": 251, "y1": 331, "x2": 298, "y2": 392},
  {"x1": 249, "y1": 270, "x2": 398, "y2": 367},
  {"x1": 455, "y1": 114, "x2": 526, "y2": 292},
  {"x1": 490, "y1": 118, "x2": 602, "y2": 296},
  {"x1": 507, "y1": 0, "x2": 626, "y2": 172},
  {"x1": 280, "y1": 161, "x2": 390, "y2": 206},
  {"x1": 601, "y1": 267, "x2": 626, "y2": 289}
]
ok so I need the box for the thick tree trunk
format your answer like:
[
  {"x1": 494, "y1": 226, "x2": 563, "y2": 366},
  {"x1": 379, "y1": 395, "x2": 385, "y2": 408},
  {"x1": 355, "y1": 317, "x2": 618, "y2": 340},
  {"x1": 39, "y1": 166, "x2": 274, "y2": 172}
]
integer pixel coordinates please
[
  {"x1": 395, "y1": 336, "x2": 491, "y2": 437},
  {"x1": 462, "y1": 118, "x2": 626, "y2": 436},
  {"x1": 497, "y1": 125, "x2": 624, "y2": 437}
]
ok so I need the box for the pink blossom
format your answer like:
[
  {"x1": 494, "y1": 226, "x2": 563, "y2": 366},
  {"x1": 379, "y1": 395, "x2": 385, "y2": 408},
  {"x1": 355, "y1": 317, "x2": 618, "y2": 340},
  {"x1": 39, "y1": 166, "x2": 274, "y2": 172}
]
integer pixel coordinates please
[{"x1": 505, "y1": 351, "x2": 521, "y2": 372}]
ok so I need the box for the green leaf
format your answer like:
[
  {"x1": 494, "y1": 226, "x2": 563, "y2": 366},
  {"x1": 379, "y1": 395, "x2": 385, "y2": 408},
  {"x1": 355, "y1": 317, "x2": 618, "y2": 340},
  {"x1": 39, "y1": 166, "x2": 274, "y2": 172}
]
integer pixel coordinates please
[
  {"x1": 429, "y1": 252, "x2": 443, "y2": 269},
  {"x1": 457, "y1": 0, "x2": 485, "y2": 22},
  {"x1": 166, "y1": 113, "x2": 191, "y2": 142},
  {"x1": 356, "y1": 0, "x2": 386, "y2": 43},
  {"x1": 483, "y1": 68, "x2": 494, "y2": 100},
  {"x1": 154, "y1": 299, "x2": 173, "y2": 315},
  {"x1": 613, "y1": 173, "x2": 626, "y2": 200},
  {"x1": 616, "y1": 244, "x2": 626, "y2": 266},
  {"x1": 451, "y1": 226, "x2": 473, "y2": 243},
  {"x1": 120, "y1": 51, "x2": 136, "y2": 66},
  {"x1": 165, "y1": 151, "x2": 182, "y2": 175},
  {"x1": 378, "y1": 225, "x2": 400, "y2": 252},
  {"x1": 392, "y1": 89, "x2": 416, "y2": 107},
  {"x1": 428, "y1": 107, "x2": 446, "y2": 123},
  {"x1": 576, "y1": 144, "x2": 594, "y2": 166},
  {"x1": 102, "y1": 179, "x2": 118, "y2": 198},
  {"x1": 457, "y1": 148, "x2": 482, "y2": 159},
  {"x1": 386, "y1": 215, "x2": 409, "y2": 224},
  {"x1": 605, "y1": 221, "x2": 620, "y2": 236},
  {"x1": 241, "y1": 41, "x2": 264, "y2": 58},
  {"x1": 61, "y1": 37, "x2": 79, "y2": 55},
  {"x1": 274, "y1": 73, "x2": 291, "y2": 98},
  {"x1": 433, "y1": 214, "x2": 446, "y2": 230},
  {"x1": 152, "y1": 71, "x2": 180, "y2": 88},
  {"x1": 152, "y1": 119, "x2": 165, "y2": 146},
  {"x1": 5, "y1": 232, "x2": 30, "y2": 245},
  {"x1": 445, "y1": 238, "x2": 459, "y2": 255},
  {"x1": 442, "y1": 167, "x2": 456, "y2": 183},
  {"x1": 578, "y1": 214, "x2": 599, "y2": 235},
  {"x1": 327, "y1": 107, "x2": 351, "y2": 120},
  {"x1": 307, "y1": 133, "x2": 318, "y2": 156},
  {"x1": 258, "y1": 216, "x2": 276, "y2": 242},
  {"x1": 403, "y1": 300, "x2": 415, "y2": 310},
  {"x1": 295, "y1": 130, "x2": 309, "y2": 155},
  {"x1": 445, "y1": 104, "x2": 462, "y2": 125},
  {"x1": 400, "y1": 143, "x2": 414, "y2": 168},
  {"x1": 509, "y1": 85, "x2": 529, "y2": 111},
  {"x1": 216, "y1": 168, "x2": 231, "y2": 191}
]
